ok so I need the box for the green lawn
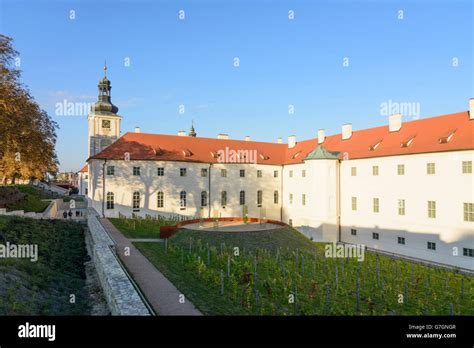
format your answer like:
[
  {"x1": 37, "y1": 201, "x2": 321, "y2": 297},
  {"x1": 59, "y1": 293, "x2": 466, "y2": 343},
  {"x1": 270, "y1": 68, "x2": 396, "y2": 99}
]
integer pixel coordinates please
[
  {"x1": 0, "y1": 216, "x2": 91, "y2": 315},
  {"x1": 5, "y1": 185, "x2": 52, "y2": 213},
  {"x1": 134, "y1": 227, "x2": 473, "y2": 316},
  {"x1": 109, "y1": 217, "x2": 177, "y2": 239}
]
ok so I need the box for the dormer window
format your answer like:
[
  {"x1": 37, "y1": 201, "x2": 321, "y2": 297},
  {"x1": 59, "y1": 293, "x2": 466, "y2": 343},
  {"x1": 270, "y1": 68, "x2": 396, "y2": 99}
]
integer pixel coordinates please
[
  {"x1": 210, "y1": 151, "x2": 220, "y2": 159},
  {"x1": 292, "y1": 151, "x2": 302, "y2": 159},
  {"x1": 401, "y1": 135, "x2": 415, "y2": 148},
  {"x1": 102, "y1": 120, "x2": 111, "y2": 129},
  {"x1": 154, "y1": 147, "x2": 164, "y2": 156},
  {"x1": 438, "y1": 129, "x2": 456, "y2": 144},
  {"x1": 182, "y1": 149, "x2": 193, "y2": 157},
  {"x1": 369, "y1": 139, "x2": 382, "y2": 151}
]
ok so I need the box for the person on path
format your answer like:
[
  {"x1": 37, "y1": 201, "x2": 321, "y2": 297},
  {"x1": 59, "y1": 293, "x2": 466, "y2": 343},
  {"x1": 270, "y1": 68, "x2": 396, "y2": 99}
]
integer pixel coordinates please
[
  {"x1": 62, "y1": 211, "x2": 67, "y2": 219},
  {"x1": 68, "y1": 210, "x2": 73, "y2": 219}
]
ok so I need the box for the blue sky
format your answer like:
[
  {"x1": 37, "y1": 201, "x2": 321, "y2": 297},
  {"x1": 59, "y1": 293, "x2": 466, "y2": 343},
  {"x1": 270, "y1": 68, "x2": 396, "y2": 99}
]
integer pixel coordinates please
[{"x1": 1, "y1": 0, "x2": 472, "y2": 171}]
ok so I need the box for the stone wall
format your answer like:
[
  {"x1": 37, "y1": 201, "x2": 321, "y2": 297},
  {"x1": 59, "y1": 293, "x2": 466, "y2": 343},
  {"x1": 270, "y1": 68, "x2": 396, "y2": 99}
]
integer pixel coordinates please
[{"x1": 87, "y1": 208, "x2": 150, "y2": 315}]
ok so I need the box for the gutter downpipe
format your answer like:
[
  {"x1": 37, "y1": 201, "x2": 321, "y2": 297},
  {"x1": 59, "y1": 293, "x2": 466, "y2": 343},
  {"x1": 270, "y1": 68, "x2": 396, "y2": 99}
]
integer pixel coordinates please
[
  {"x1": 102, "y1": 159, "x2": 107, "y2": 218},
  {"x1": 337, "y1": 159, "x2": 341, "y2": 243},
  {"x1": 208, "y1": 163, "x2": 212, "y2": 218}
]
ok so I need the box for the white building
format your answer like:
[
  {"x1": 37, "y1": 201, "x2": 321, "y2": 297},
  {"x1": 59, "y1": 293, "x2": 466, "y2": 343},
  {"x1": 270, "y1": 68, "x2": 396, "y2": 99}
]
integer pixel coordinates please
[{"x1": 79, "y1": 71, "x2": 474, "y2": 271}]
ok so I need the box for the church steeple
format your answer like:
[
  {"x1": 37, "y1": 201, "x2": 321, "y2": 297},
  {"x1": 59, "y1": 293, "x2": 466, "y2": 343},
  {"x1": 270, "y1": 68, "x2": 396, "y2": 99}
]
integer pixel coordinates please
[
  {"x1": 88, "y1": 63, "x2": 122, "y2": 158},
  {"x1": 93, "y1": 62, "x2": 119, "y2": 115},
  {"x1": 188, "y1": 120, "x2": 197, "y2": 137}
]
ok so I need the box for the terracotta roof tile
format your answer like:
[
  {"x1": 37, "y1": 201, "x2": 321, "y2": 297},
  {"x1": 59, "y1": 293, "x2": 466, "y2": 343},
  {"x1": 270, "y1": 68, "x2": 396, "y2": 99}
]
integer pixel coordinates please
[{"x1": 89, "y1": 111, "x2": 473, "y2": 165}]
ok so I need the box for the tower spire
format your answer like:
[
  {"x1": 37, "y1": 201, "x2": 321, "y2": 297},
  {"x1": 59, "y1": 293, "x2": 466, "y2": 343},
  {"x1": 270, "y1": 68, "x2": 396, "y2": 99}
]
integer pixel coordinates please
[
  {"x1": 103, "y1": 60, "x2": 107, "y2": 77},
  {"x1": 188, "y1": 120, "x2": 197, "y2": 137}
]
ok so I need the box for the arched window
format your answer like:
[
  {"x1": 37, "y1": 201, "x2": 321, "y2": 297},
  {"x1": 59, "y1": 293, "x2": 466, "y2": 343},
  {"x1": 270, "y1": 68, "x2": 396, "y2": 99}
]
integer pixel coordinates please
[
  {"x1": 201, "y1": 191, "x2": 208, "y2": 207},
  {"x1": 132, "y1": 191, "x2": 140, "y2": 209},
  {"x1": 239, "y1": 190, "x2": 245, "y2": 205},
  {"x1": 274, "y1": 190, "x2": 279, "y2": 204},
  {"x1": 257, "y1": 190, "x2": 263, "y2": 207},
  {"x1": 221, "y1": 191, "x2": 227, "y2": 206},
  {"x1": 180, "y1": 191, "x2": 187, "y2": 208},
  {"x1": 106, "y1": 192, "x2": 114, "y2": 209},
  {"x1": 157, "y1": 191, "x2": 164, "y2": 208}
]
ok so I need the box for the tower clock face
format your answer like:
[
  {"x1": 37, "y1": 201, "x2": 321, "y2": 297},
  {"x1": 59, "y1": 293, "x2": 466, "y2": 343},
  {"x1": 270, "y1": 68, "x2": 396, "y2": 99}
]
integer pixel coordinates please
[{"x1": 102, "y1": 120, "x2": 111, "y2": 129}]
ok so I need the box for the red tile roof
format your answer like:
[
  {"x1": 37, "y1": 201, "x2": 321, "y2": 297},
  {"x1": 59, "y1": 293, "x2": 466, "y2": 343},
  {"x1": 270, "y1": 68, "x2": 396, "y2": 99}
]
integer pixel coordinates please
[
  {"x1": 89, "y1": 111, "x2": 473, "y2": 165},
  {"x1": 79, "y1": 164, "x2": 88, "y2": 172}
]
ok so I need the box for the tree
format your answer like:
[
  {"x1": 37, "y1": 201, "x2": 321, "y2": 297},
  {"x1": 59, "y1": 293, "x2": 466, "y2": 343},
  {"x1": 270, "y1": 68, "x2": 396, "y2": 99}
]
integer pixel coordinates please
[{"x1": 0, "y1": 34, "x2": 59, "y2": 184}]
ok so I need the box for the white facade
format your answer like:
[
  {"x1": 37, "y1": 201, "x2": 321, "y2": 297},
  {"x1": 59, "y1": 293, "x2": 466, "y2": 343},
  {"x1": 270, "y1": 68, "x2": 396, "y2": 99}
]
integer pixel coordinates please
[
  {"x1": 80, "y1": 75, "x2": 474, "y2": 271},
  {"x1": 340, "y1": 150, "x2": 474, "y2": 270},
  {"x1": 88, "y1": 160, "x2": 282, "y2": 221}
]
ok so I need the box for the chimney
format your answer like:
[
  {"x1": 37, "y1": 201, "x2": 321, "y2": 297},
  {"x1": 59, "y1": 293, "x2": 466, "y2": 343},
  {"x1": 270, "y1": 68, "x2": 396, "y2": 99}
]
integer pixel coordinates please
[
  {"x1": 245, "y1": 136, "x2": 251, "y2": 141},
  {"x1": 470, "y1": 98, "x2": 474, "y2": 120},
  {"x1": 177, "y1": 130, "x2": 186, "y2": 136},
  {"x1": 134, "y1": 127, "x2": 141, "y2": 133},
  {"x1": 317, "y1": 129, "x2": 325, "y2": 144},
  {"x1": 217, "y1": 134, "x2": 229, "y2": 140},
  {"x1": 389, "y1": 113, "x2": 402, "y2": 132},
  {"x1": 342, "y1": 124, "x2": 352, "y2": 140},
  {"x1": 277, "y1": 137, "x2": 283, "y2": 144},
  {"x1": 288, "y1": 135, "x2": 296, "y2": 149}
]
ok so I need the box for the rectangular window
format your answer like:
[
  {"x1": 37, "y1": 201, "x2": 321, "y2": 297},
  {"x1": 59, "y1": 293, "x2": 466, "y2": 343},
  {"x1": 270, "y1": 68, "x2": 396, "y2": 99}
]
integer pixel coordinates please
[
  {"x1": 201, "y1": 168, "x2": 208, "y2": 177},
  {"x1": 106, "y1": 192, "x2": 114, "y2": 209},
  {"x1": 132, "y1": 192, "x2": 140, "y2": 209},
  {"x1": 289, "y1": 193, "x2": 293, "y2": 205},
  {"x1": 221, "y1": 169, "x2": 227, "y2": 177},
  {"x1": 427, "y1": 163, "x2": 436, "y2": 175},
  {"x1": 398, "y1": 199, "x2": 405, "y2": 216},
  {"x1": 372, "y1": 165, "x2": 379, "y2": 176},
  {"x1": 372, "y1": 232, "x2": 379, "y2": 240},
  {"x1": 302, "y1": 170, "x2": 306, "y2": 178},
  {"x1": 289, "y1": 170, "x2": 293, "y2": 178},
  {"x1": 180, "y1": 191, "x2": 186, "y2": 209},
  {"x1": 157, "y1": 167, "x2": 164, "y2": 176},
  {"x1": 157, "y1": 192, "x2": 164, "y2": 208},
  {"x1": 221, "y1": 191, "x2": 227, "y2": 206},
  {"x1": 398, "y1": 237, "x2": 405, "y2": 245},
  {"x1": 351, "y1": 228, "x2": 357, "y2": 236},
  {"x1": 201, "y1": 191, "x2": 207, "y2": 207},
  {"x1": 257, "y1": 170, "x2": 262, "y2": 178},
  {"x1": 133, "y1": 167, "x2": 140, "y2": 176},
  {"x1": 274, "y1": 170, "x2": 278, "y2": 178},
  {"x1": 180, "y1": 168, "x2": 187, "y2": 177},
  {"x1": 239, "y1": 191, "x2": 245, "y2": 205},
  {"x1": 373, "y1": 198, "x2": 379, "y2": 213},
  {"x1": 240, "y1": 169, "x2": 245, "y2": 177},
  {"x1": 351, "y1": 167, "x2": 357, "y2": 176},
  {"x1": 274, "y1": 191, "x2": 279, "y2": 204},
  {"x1": 464, "y1": 203, "x2": 474, "y2": 222},
  {"x1": 302, "y1": 194, "x2": 306, "y2": 206},
  {"x1": 462, "y1": 161, "x2": 472, "y2": 174},
  {"x1": 463, "y1": 248, "x2": 474, "y2": 257},
  {"x1": 427, "y1": 241, "x2": 436, "y2": 250},
  {"x1": 106, "y1": 166, "x2": 115, "y2": 175},
  {"x1": 428, "y1": 201, "x2": 436, "y2": 218},
  {"x1": 351, "y1": 197, "x2": 357, "y2": 211},
  {"x1": 257, "y1": 190, "x2": 263, "y2": 207},
  {"x1": 397, "y1": 164, "x2": 405, "y2": 175}
]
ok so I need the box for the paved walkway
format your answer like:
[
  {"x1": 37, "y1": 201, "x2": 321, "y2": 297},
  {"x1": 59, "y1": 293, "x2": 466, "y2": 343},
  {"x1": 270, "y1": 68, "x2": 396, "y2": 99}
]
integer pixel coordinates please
[{"x1": 99, "y1": 218, "x2": 202, "y2": 316}]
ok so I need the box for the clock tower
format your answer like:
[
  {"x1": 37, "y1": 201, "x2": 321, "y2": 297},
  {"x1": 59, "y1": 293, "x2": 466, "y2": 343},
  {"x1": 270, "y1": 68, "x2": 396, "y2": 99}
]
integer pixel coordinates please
[{"x1": 88, "y1": 64, "x2": 122, "y2": 157}]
